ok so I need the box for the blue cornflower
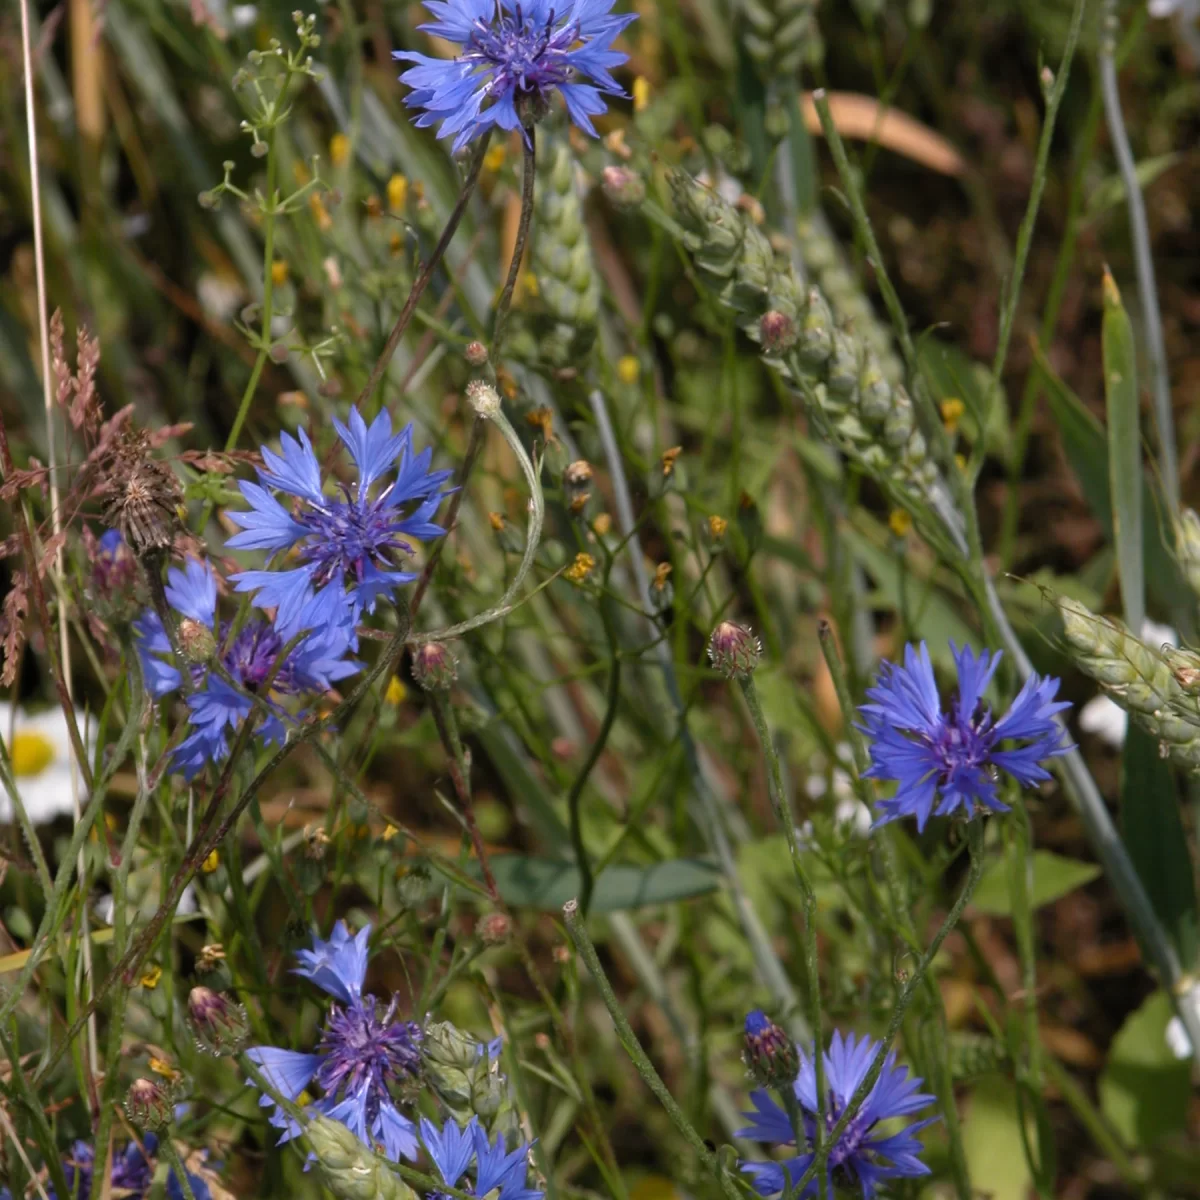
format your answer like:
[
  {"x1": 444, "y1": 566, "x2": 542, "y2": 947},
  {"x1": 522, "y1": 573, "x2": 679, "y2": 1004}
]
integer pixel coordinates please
[
  {"x1": 394, "y1": 0, "x2": 637, "y2": 151},
  {"x1": 226, "y1": 407, "x2": 452, "y2": 622},
  {"x1": 737, "y1": 1030, "x2": 936, "y2": 1200},
  {"x1": 0, "y1": 1135, "x2": 212, "y2": 1200},
  {"x1": 133, "y1": 559, "x2": 358, "y2": 779},
  {"x1": 246, "y1": 922, "x2": 424, "y2": 1164},
  {"x1": 857, "y1": 641, "x2": 1070, "y2": 832},
  {"x1": 420, "y1": 1115, "x2": 543, "y2": 1200}
]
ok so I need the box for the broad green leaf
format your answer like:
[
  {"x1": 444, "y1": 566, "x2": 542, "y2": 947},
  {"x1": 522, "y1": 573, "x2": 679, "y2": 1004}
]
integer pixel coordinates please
[
  {"x1": 482, "y1": 856, "x2": 722, "y2": 912},
  {"x1": 1032, "y1": 341, "x2": 1190, "y2": 617},
  {"x1": 1120, "y1": 726, "x2": 1199, "y2": 966},
  {"x1": 1102, "y1": 269, "x2": 1145, "y2": 633},
  {"x1": 961, "y1": 1077, "x2": 1034, "y2": 1200},
  {"x1": 971, "y1": 849, "x2": 1101, "y2": 916},
  {"x1": 1100, "y1": 989, "x2": 1192, "y2": 1147}
]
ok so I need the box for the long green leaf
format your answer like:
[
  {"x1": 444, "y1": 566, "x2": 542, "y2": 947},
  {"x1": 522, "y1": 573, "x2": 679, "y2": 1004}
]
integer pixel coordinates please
[
  {"x1": 1102, "y1": 268, "x2": 1145, "y2": 633},
  {"x1": 1032, "y1": 341, "x2": 1190, "y2": 618},
  {"x1": 1121, "y1": 726, "x2": 1199, "y2": 967}
]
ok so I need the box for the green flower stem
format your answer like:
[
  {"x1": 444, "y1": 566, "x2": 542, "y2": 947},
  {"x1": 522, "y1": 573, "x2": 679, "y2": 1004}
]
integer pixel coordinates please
[
  {"x1": 793, "y1": 820, "x2": 986, "y2": 1198},
  {"x1": 1099, "y1": 0, "x2": 1177, "y2": 513},
  {"x1": 735, "y1": 675, "x2": 827, "y2": 1191},
  {"x1": 562, "y1": 900, "x2": 745, "y2": 1200},
  {"x1": 158, "y1": 1135, "x2": 199, "y2": 1200},
  {"x1": 566, "y1": 589, "x2": 621, "y2": 917},
  {"x1": 491, "y1": 127, "x2": 536, "y2": 358},
  {"x1": 412, "y1": 403, "x2": 544, "y2": 644}
]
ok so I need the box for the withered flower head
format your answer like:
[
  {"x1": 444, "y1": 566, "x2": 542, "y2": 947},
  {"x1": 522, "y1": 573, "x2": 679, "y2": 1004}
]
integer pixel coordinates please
[{"x1": 103, "y1": 430, "x2": 184, "y2": 557}]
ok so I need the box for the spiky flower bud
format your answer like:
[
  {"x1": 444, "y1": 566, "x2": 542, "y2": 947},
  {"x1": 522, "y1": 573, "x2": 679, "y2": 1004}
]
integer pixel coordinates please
[
  {"x1": 759, "y1": 310, "x2": 798, "y2": 355},
  {"x1": 601, "y1": 165, "x2": 646, "y2": 210},
  {"x1": 708, "y1": 621, "x2": 761, "y2": 678},
  {"x1": 743, "y1": 1010, "x2": 799, "y2": 1088},
  {"x1": 397, "y1": 862, "x2": 436, "y2": 909},
  {"x1": 412, "y1": 642, "x2": 458, "y2": 691},
  {"x1": 178, "y1": 618, "x2": 217, "y2": 664},
  {"x1": 465, "y1": 341, "x2": 489, "y2": 367},
  {"x1": 125, "y1": 1077, "x2": 175, "y2": 1131},
  {"x1": 466, "y1": 379, "x2": 501, "y2": 418},
  {"x1": 306, "y1": 1114, "x2": 418, "y2": 1200},
  {"x1": 188, "y1": 986, "x2": 250, "y2": 1056},
  {"x1": 478, "y1": 911, "x2": 512, "y2": 945}
]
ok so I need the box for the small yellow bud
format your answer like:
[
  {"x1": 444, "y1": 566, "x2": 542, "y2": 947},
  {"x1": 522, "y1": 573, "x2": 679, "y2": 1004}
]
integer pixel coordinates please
[
  {"x1": 483, "y1": 143, "x2": 507, "y2": 173},
  {"x1": 381, "y1": 823, "x2": 401, "y2": 842},
  {"x1": 140, "y1": 965, "x2": 163, "y2": 990},
  {"x1": 940, "y1": 397, "x2": 965, "y2": 434},
  {"x1": 293, "y1": 161, "x2": 311, "y2": 186},
  {"x1": 387, "y1": 174, "x2": 409, "y2": 212},
  {"x1": 385, "y1": 677, "x2": 407, "y2": 705},
  {"x1": 633, "y1": 76, "x2": 651, "y2": 112},
  {"x1": 955, "y1": 453, "x2": 967, "y2": 471},
  {"x1": 310, "y1": 192, "x2": 333, "y2": 231},
  {"x1": 888, "y1": 509, "x2": 912, "y2": 538},
  {"x1": 270, "y1": 260, "x2": 289, "y2": 287},
  {"x1": 201, "y1": 850, "x2": 220, "y2": 874},
  {"x1": 661, "y1": 446, "x2": 682, "y2": 477},
  {"x1": 653, "y1": 562, "x2": 672, "y2": 590},
  {"x1": 593, "y1": 512, "x2": 612, "y2": 535},
  {"x1": 708, "y1": 514, "x2": 728, "y2": 541},
  {"x1": 565, "y1": 552, "x2": 596, "y2": 584},
  {"x1": 617, "y1": 355, "x2": 640, "y2": 385},
  {"x1": 148, "y1": 1056, "x2": 181, "y2": 1081},
  {"x1": 522, "y1": 273, "x2": 539, "y2": 299},
  {"x1": 489, "y1": 511, "x2": 507, "y2": 532},
  {"x1": 329, "y1": 133, "x2": 350, "y2": 167}
]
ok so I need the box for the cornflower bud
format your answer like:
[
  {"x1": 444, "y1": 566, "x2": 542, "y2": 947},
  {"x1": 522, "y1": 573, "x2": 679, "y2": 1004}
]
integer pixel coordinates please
[
  {"x1": 188, "y1": 986, "x2": 251, "y2": 1056},
  {"x1": 743, "y1": 1010, "x2": 799, "y2": 1089},
  {"x1": 412, "y1": 642, "x2": 458, "y2": 691},
  {"x1": 708, "y1": 622, "x2": 761, "y2": 678},
  {"x1": 465, "y1": 341, "x2": 489, "y2": 367},
  {"x1": 600, "y1": 165, "x2": 646, "y2": 210},
  {"x1": 125, "y1": 1077, "x2": 175, "y2": 1131},
  {"x1": 478, "y1": 911, "x2": 512, "y2": 945}
]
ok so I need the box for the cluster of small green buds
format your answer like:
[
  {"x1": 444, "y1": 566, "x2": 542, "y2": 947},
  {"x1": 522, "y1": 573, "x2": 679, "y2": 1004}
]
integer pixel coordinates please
[
  {"x1": 743, "y1": 1010, "x2": 800, "y2": 1088},
  {"x1": 412, "y1": 642, "x2": 458, "y2": 691},
  {"x1": 664, "y1": 170, "x2": 936, "y2": 498},
  {"x1": 188, "y1": 986, "x2": 250, "y2": 1056},
  {"x1": 529, "y1": 133, "x2": 600, "y2": 366},
  {"x1": 422, "y1": 1021, "x2": 521, "y2": 1141},
  {"x1": 740, "y1": 0, "x2": 821, "y2": 81},
  {"x1": 1174, "y1": 508, "x2": 1200, "y2": 600},
  {"x1": 125, "y1": 1076, "x2": 177, "y2": 1131},
  {"x1": 794, "y1": 216, "x2": 904, "y2": 385},
  {"x1": 306, "y1": 1114, "x2": 418, "y2": 1200},
  {"x1": 708, "y1": 621, "x2": 762, "y2": 678},
  {"x1": 1057, "y1": 596, "x2": 1200, "y2": 768}
]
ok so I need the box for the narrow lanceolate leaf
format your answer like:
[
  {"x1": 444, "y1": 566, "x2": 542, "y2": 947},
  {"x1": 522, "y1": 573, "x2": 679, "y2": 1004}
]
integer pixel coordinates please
[{"x1": 1103, "y1": 267, "x2": 1145, "y2": 634}]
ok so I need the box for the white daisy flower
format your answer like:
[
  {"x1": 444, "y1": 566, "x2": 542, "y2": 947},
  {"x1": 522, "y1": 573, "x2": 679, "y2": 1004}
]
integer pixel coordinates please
[{"x1": 0, "y1": 700, "x2": 97, "y2": 824}]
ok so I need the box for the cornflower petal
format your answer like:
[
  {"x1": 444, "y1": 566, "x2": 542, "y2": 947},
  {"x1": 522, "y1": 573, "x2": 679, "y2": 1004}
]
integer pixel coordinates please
[{"x1": 294, "y1": 920, "x2": 371, "y2": 1003}]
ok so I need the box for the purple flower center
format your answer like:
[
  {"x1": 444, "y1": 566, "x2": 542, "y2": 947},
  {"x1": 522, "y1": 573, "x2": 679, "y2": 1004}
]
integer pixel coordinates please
[
  {"x1": 823, "y1": 1101, "x2": 873, "y2": 1172},
  {"x1": 466, "y1": 5, "x2": 578, "y2": 96},
  {"x1": 924, "y1": 698, "x2": 995, "y2": 783},
  {"x1": 298, "y1": 492, "x2": 413, "y2": 588},
  {"x1": 315, "y1": 996, "x2": 422, "y2": 1119}
]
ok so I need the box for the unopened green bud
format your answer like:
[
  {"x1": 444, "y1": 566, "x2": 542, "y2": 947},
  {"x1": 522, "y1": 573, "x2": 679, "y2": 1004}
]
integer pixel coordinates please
[
  {"x1": 306, "y1": 1115, "x2": 418, "y2": 1200},
  {"x1": 600, "y1": 165, "x2": 646, "y2": 210},
  {"x1": 743, "y1": 1010, "x2": 799, "y2": 1088},
  {"x1": 858, "y1": 355, "x2": 892, "y2": 422},
  {"x1": 125, "y1": 1077, "x2": 175, "y2": 1131},
  {"x1": 178, "y1": 618, "x2": 216, "y2": 664},
  {"x1": 412, "y1": 642, "x2": 458, "y2": 691},
  {"x1": 796, "y1": 288, "x2": 835, "y2": 366},
  {"x1": 708, "y1": 621, "x2": 761, "y2": 678},
  {"x1": 759, "y1": 310, "x2": 798, "y2": 355},
  {"x1": 189, "y1": 986, "x2": 250, "y2": 1056}
]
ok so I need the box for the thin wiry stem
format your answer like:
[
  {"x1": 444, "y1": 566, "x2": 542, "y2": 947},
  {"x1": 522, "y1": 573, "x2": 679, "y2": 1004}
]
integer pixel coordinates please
[
  {"x1": 18, "y1": 0, "x2": 99, "y2": 1084},
  {"x1": 491, "y1": 128, "x2": 536, "y2": 357},
  {"x1": 356, "y1": 135, "x2": 491, "y2": 410},
  {"x1": 1099, "y1": 0, "x2": 1178, "y2": 513}
]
